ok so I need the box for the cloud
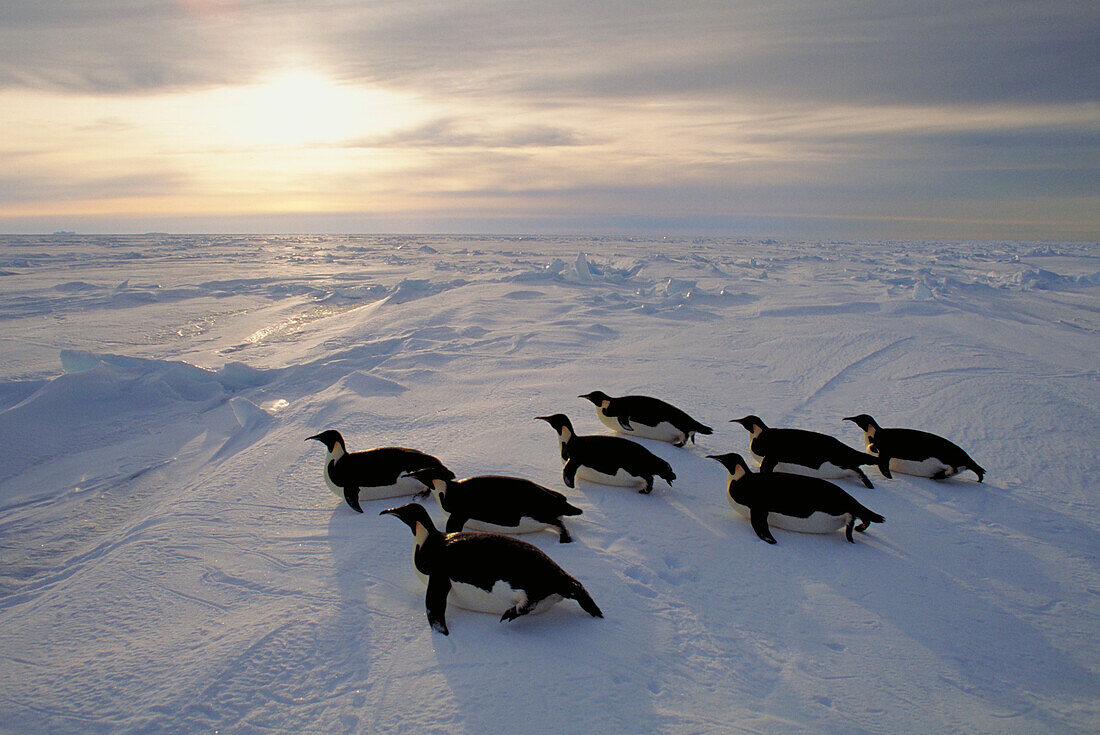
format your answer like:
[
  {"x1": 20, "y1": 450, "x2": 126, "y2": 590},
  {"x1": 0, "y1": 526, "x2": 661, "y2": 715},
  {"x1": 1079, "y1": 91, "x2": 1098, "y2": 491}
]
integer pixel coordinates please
[
  {"x1": 1, "y1": 1, "x2": 1096, "y2": 107},
  {"x1": 0, "y1": 171, "x2": 185, "y2": 205},
  {"x1": 342, "y1": 117, "x2": 586, "y2": 149}
]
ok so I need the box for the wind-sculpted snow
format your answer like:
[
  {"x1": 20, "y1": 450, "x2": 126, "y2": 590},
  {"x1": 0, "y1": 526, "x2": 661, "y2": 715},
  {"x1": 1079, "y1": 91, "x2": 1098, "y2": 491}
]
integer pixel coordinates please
[{"x1": 0, "y1": 235, "x2": 1097, "y2": 734}]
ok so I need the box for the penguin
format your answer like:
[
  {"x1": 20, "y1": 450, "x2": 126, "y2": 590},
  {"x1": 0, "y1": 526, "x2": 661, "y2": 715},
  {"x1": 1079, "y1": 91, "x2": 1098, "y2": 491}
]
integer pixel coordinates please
[
  {"x1": 410, "y1": 465, "x2": 583, "y2": 542},
  {"x1": 578, "y1": 390, "x2": 713, "y2": 447},
  {"x1": 380, "y1": 503, "x2": 603, "y2": 635},
  {"x1": 730, "y1": 415, "x2": 884, "y2": 489},
  {"x1": 535, "y1": 413, "x2": 676, "y2": 494},
  {"x1": 707, "y1": 453, "x2": 885, "y2": 544},
  {"x1": 306, "y1": 429, "x2": 450, "y2": 513},
  {"x1": 843, "y1": 414, "x2": 985, "y2": 482}
]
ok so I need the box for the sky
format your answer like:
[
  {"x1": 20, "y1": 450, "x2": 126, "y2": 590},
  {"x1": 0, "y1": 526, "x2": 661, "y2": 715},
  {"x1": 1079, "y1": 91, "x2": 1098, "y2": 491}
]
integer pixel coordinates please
[{"x1": 1, "y1": 0, "x2": 1098, "y2": 240}]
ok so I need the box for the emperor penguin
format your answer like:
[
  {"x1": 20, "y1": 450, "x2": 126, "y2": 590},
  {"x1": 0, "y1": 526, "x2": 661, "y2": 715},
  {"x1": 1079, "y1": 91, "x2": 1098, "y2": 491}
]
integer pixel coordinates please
[
  {"x1": 410, "y1": 465, "x2": 584, "y2": 542},
  {"x1": 536, "y1": 413, "x2": 676, "y2": 494},
  {"x1": 579, "y1": 390, "x2": 713, "y2": 446},
  {"x1": 843, "y1": 414, "x2": 985, "y2": 482},
  {"x1": 708, "y1": 453, "x2": 885, "y2": 544},
  {"x1": 306, "y1": 429, "x2": 450, "y2": 513},
  {"x1": 380, "y1": 503, "x2": 603, "y2": 635},
  {"x1": 731, "y1": 415, "x2": 884, "y2": 488}
]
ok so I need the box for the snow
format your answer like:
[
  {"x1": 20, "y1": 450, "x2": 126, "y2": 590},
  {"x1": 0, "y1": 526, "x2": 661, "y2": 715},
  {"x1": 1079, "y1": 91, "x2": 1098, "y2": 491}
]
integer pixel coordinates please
[{"x1": 0, "y1": 234, "x2": 1098, "y2": 733}]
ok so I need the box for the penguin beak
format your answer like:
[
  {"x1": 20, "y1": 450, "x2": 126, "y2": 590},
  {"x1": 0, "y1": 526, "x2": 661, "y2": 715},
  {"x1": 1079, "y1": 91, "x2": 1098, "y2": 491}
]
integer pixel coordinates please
[
  {"x1": 379, "y1": 507, "x2": 398, "y2": 517},
  {"x1": 306, "y1": 433, "x2": 323, "y2": 442},
  {"x1": 534, "y1": 416, "x2": 551, "y2": 423},
  {"x1": 842, "y1": 416, "x2": 857, "y2": 424}
]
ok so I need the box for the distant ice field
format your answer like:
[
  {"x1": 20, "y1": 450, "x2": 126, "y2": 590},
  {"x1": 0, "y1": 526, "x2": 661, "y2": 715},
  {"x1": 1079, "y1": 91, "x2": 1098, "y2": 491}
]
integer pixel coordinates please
[{"x1": 0, "y1": 234, "x2": 1097, "y2": 734}]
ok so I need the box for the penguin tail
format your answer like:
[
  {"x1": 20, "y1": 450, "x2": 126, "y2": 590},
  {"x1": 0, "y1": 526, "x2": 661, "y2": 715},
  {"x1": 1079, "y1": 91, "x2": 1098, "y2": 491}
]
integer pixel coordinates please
[
  {"x1": 694, "y1": 422, "x2": 714, "y2": 436},
  {"x1": 568, "y1": 581, "x2": 603, "y2": 618},
  {"x1": 858, "y1": 507, "x2": 885, "y2": 526},
  {"x1": 561, "y1": 502, "x2": 584, "y2": 516},
  {"x1": 658, "y1": 462, "x2": 677, "y2": 485},
  {"x1": 970, "y1": 461, "x2": 986, "y2": 482}
]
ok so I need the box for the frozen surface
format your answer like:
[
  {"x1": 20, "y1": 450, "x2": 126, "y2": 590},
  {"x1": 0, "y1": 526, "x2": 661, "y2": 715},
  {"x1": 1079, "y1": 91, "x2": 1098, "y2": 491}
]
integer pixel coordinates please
[{"x1": 0, "y1": 234, "x2": 1098, "y2": 733}]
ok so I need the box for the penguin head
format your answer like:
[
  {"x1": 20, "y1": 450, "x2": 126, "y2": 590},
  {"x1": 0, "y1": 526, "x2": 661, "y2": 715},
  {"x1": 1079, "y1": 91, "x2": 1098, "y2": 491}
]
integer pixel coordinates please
[
  {"x1": 380, "y1": 503, "x2": 439, "y2": 536},
  {"x1": 306, "y1": 429, "x2": 345, "y2": 453},
  {"x1": 579, "y1": 391, "x2": 612, "y2": 408},
  {"x1": 843, "y1": 414, "x2": 880, "y2": 433},
  {"x1": 707, "y1": 453, "x2": 751, "y2": 481},
  {"x1": 409, "y1": 466, "x2": 456, "y2": 496},
  {"x1": 536, "y1": 413, "x2": 575, "y2": 441},
  {"x1": 730, "y1": 415, "x2": 767, "y2": 435}
]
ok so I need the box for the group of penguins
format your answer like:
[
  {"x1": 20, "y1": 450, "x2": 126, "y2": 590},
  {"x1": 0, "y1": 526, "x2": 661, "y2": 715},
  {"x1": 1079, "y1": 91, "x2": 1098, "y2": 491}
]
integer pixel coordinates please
[{"x1": 307, "y1": 391, "x2": 986, "y2": 635}]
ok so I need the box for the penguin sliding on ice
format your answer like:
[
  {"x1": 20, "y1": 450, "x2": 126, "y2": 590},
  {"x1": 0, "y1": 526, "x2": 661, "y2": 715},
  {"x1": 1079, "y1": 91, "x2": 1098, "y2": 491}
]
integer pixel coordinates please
[
  {"x1": 843, "y1": 414, "x2": 985, "y2": 482},
  {"x1": 731, "y1": 415, "x2": 883, "y2": 488},
  {"x1": 411, "y1": 465, "x2": 584, "y2": 542},
  {"x1": 536, "y1": 413, "x2": 676, "y2": 494},
  {"x1": 380, "y1": 503, "x2": 603, "y2": 635},
  {"x1": 306, "y1": 429, "x2": 450, "y2": 513},
  {"x1": 708, "y1": 453, "x2": 885, "y2": 544},
  {"x1": 579, "y1": 391, "x2": 713, "y2": 447}
]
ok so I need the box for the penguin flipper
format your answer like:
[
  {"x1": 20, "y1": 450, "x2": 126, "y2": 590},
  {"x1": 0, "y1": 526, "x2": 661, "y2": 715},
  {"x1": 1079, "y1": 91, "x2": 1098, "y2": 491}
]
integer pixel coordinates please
[
  {"x1": 426, "y1": 573, "x2": 451, "y2": 635},
  {"x1": 562, "y1": 459, "x2": 579, "y2": 489},
  {"x1": 343, "y1": 486, "x2": 364, "y2": 514},
  {"x1": 617, "y1": 415, "x2": 633, "y2": 432},
  {"x1": 552, "y1": 519, "x2": 573, "y2": 543},
  {"x1": 759, "y1": 456, "x2": 778, "y2": 474},
  {"x1": 877, "y1": 455, "x2": 893, "y2": 479},
  {"x1": 749, "y1": 508, "x2": 777, "y2": 544},
  {"x1": 444, "y1": 514, "x2": 467, "y2": 534}
]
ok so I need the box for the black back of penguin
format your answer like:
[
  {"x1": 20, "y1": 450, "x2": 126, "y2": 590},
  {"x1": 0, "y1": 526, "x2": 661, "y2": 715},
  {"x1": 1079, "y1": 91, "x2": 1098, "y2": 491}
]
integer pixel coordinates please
[
  {"x1": 580, "y1": 391, "x2": 713, "y2": 434},
  {"x1": 734, "y1": 469, "x2": 879, "y2": 520},
  {"x1": 570, "y1": 434, "x2": 677, "y2": 481},
  {"x1": 440, "y1": 531, "x2": 580, "y2": 595},
  {"x1": 334, "y1": 446, "x2": 448, "y2": 486},
  {"x1": 435, "y1": 474, "x2": 583, "y2": 526},
  {"x1": 733, "y1": 416, "x2": 878, "y2": 470}
]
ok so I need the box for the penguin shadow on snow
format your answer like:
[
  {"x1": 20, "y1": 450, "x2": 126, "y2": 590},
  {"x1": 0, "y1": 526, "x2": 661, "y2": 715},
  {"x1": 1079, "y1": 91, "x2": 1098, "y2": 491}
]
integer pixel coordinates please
[
  {"x1": 419, "y1": 507, "x2": 667, "y2": 733},
  {"x1": 802, "y1": 476, "x2": 1100, "y2": 714}
]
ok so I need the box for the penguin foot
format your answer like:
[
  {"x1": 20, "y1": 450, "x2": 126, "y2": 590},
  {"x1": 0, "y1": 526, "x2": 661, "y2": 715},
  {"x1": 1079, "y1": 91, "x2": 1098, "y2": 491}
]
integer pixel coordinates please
[{"x1": 501, "y1": 600, "x2": 535, "y2": 623}]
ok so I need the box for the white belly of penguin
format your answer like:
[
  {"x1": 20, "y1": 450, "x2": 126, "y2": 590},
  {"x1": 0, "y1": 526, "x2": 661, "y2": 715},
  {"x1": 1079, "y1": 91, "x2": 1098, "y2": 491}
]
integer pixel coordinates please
[
  {"x1": 447, "y1": 580, "x2": 562, "y2": 615},
  {"x1": 729, "y1": 497, "x2": 847, "y2": 534},
  {"x1": 329, "y1": 470, "x2": 424, "y2": 502},
  {"x1": 889, "y1": 456, "x2": 953, "y2": 477},
  {"x1": 771, "y1": 511, "x2": 850, "y2": 534},
  {"x1": 770, "y1": 461, "x2": 854, "y2": 480},
  {"x1": 575, "y1": 465, "x2": 646, "y2": 488},
  {"x1": 453, "y1": 515, "x2": 549, "y2": 534},
  {"x1": 597, "y1": 412, "x2": 685, "y2": 444}
]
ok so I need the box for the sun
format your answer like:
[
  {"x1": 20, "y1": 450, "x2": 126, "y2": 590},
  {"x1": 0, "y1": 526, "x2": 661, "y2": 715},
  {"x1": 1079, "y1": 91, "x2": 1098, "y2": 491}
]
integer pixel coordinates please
[{"x1": 192, "y1": 67, "x2": 419, "y2": 149}]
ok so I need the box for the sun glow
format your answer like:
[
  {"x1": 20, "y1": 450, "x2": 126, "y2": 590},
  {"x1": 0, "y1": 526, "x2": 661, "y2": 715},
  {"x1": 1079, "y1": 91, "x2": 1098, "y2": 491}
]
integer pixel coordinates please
[{"x1": 188, "y1": 68, "x2": 421, "y2": 148}]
